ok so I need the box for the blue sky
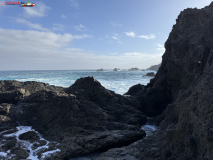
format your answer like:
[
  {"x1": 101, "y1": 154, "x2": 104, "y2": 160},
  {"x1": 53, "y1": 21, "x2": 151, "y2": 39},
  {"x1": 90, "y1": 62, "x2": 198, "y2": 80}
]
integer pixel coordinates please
[{"x1": 0, "y1": 0, "x2": 212, "y2": 70}]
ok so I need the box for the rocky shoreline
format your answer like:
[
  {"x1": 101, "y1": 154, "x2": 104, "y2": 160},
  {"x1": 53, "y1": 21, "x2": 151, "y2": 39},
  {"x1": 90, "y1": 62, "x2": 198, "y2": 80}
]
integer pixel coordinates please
[
  {"x1": 0, "y1": 78, "x2": 147, "y2": 160},
  {"x1": 1, "y1": 2, "x2": 213, "y2": 160}
]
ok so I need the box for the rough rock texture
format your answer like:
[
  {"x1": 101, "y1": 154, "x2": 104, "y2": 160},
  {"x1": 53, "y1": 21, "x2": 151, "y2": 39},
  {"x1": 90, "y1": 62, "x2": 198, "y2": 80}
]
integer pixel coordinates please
[
  {"x1": 124, "y1": 84, "x2": 144, "y2": 96},
  {"x1": 0, "y1": 78, "x2": 146, "y2": 159},
  {"x1": 96, "y1": 2, "x2": 213, "y2": 160},
  {"x1": 0, "y1": 81, "x2": 63, "y2": 104},
  {"x1": 65, "y1": 77, "x2": 147, "y2": 126}
]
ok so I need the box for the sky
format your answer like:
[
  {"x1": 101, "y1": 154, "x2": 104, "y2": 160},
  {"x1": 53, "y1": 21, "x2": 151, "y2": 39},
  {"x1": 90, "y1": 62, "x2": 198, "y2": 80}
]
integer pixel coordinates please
[{"x1": 0, "y1": 0, "x2": 212, "y2": 70}]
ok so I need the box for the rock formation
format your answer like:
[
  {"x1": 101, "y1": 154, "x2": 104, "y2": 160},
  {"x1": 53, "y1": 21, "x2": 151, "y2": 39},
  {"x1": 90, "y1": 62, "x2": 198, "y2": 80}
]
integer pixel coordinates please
[
  {"x1": 0, "y1": 78, "x2": 146, "y2": 159},
  {"x1": 1, "y1": 2, "x2": 213, "y2": 160},
  {"x1": 142, "y1": 72, "x2": 155, "y2": 77},
  {"x1": 146, "y1": 63, "x2": 161, "y2": 71},
  {"x1": 113, "y1": 68, "x2": 120, "y2": 71},
  {"x1": 96, "y1": 68, "x2": 104, "y2": 71},
  {"x1": 128, "y1": 67, "x2": 139, "y2": 71},
  {"x1": 96, "y1": 2, "x2": 213, "y2": 160}
]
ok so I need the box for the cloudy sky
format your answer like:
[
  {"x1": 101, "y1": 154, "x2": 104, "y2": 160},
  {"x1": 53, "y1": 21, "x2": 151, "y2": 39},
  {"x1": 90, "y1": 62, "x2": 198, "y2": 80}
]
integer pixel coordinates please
[{"x1": 0, "y1": 0, "x2": 212, "y2": 70}]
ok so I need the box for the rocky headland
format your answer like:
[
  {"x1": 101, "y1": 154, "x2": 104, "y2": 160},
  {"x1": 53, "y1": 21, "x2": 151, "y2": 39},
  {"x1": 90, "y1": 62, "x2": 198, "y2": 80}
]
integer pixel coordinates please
[
  {"x1": 146, "y1": 64, "x2": 161, "y2": 71},
  {"x1": 96, "y1": 2, "x2": 213, "y2": 160},
  {"x1": 1, "y1": 2, "x2": 213, "y2": 160}
]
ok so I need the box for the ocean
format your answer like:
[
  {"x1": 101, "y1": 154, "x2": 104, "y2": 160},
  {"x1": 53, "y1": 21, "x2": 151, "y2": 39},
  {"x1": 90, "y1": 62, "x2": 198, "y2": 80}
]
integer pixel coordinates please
[{"x1": 0, "y1": 70, "x2": 155, "y2": 95}]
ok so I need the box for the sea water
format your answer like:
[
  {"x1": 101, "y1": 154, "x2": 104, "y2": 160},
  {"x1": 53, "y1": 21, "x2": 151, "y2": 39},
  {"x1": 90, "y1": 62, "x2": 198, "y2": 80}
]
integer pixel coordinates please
[{"x1": 0, "y1": 70, "x2": 155, "y2": 95}]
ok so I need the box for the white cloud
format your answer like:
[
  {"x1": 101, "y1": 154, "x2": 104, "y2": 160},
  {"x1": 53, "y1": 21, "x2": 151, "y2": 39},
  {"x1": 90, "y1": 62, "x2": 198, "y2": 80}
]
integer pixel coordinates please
[
  {"x1": 23, "y1": 2, "x2": 50, "y2": 17},
  {"x1": 16, "y1": 19, "x2": 48, "y2": 31},
  {"x1": 74, "y1": 24, "x2": 87, "y2": 31},
  {"x1": 53, "y1": 24, "x2": 65, "y2": 31},
  {"x1": 110, "y1": 21, "x2": 121, "y2": 26},
  {"x1": 0, "y1": 28, "x2": 91, "y2": 49},
  {"x1": 70, "y1": 0, "x2": 79, "y2": 8},
  {"x1": 157, "y1": 44, "x2": 165, "y2": 51},
  {"x1": 125, "y1": 32, "x2": 135, "y2": 37},
  {"x1": 0, "y1": 28, "x2": 161, "y2": 70},
  {"x1": 138, "y1": 34, "x2": 156, "y2": 39},
  {"x1": 110, "y1": 53, "x2": 118, "y2": 55},
  {"x1": 112, "y1": 36, "x2": 118, "y2": 40},
  {"x1": 61, "y1": 14, "x2": 66, "y2": 19}
]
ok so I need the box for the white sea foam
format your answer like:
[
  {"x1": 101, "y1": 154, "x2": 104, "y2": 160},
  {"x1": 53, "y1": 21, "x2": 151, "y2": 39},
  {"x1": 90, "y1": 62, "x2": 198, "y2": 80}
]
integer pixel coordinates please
[
  {"x1": 141, "y1": 124, "x2": 157, "y2": 136},
  {"x1": 0, "y1": 70, "x2": 154, "y2": 95},
  {"x1": 0, "y1": 152, "x2": 7, "y2": 157},
  {"x1": 3, "y1": 126, "x2": 60, "y2": 160}
]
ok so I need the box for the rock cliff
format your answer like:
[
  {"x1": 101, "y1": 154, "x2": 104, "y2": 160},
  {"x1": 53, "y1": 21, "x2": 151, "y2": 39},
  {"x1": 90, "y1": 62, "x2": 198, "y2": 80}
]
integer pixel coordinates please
[{"x1": 96, "y1": 2, "x2": 213, "y2": 160}]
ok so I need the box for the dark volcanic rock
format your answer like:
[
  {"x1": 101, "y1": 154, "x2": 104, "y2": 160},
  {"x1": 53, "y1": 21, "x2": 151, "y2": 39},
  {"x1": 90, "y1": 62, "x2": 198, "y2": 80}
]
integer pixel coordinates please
[
  {"x1": 10, "y1": 147, "x2": 29, "y2": 160},
  {"x1": 0, "y1": 80, "x2": 63, "y2": 104},
  {"x1": 124, "y1": 84, "x2": 144, "y2": 96},
  {"x1": 96, "y1": 2, "x2": 213, "y2": 160},
  {"x1": 19, "y1": 131, "x2": 39, "y2": 142},
  {"x1": 143, "y1": 72, "x2": 155, "y2": 77},
  {"x1": 65, "y1": 77, "x2": 147, "y2": 126},
  {"x1": 2, "y1": 137, "x2": 17, "y2": 151},
  {"x1": 2, "y1": 77, "x2": 147, "y2": 159}
]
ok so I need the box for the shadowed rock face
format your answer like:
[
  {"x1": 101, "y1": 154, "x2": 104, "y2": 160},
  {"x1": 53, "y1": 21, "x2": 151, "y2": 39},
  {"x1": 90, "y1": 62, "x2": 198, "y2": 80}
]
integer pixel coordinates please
[
  {"x1": 96, "y1": 2, "x2": 213, "y2": 160},
  {"x1": 65, "y1": 77, "x2": 147, "y2": 126}
]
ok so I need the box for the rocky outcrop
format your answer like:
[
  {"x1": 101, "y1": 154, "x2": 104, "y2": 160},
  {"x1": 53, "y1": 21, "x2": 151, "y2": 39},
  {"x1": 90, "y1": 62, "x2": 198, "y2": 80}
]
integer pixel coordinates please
[
  {"x1": 65, "y1": 77, "x2": 146, "y2": 126},
  {"x1": 96, "y1": 68, "x2": 104, "y2": 71},
  {"x1": 124, "y1": 84, "x2": 144, "y2": 96},
  {"x1": 146, "y1": 63, "x2": 161, "y2": 71},
  {"x1": 0, "y1": 78, "x2": 146, "y2": 159},
  {"x1": 0, "y1": 81, "x2": 63, "y2": 104},
  {"x1": 96, "y1": 2, "x2": 213, "y2": 160},
  {"x1": 143, "y1": 72, "x2": 155, "y2": 77},
  {"x1": 113, "y1": 68, "x2": 120, "y2": 71},
  {"x1": 128, "y1": 67, "x2": 139, "y2": 71}
]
